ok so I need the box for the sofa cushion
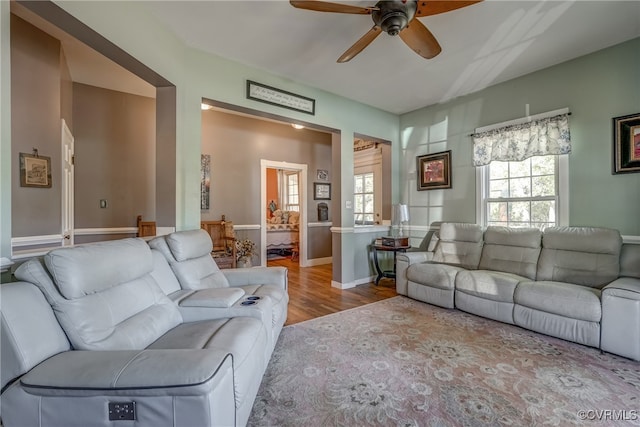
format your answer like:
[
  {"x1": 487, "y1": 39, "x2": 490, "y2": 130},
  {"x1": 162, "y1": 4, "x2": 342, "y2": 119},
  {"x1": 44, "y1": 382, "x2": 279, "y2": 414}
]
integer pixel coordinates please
[
  {"x1": 456, "y1": 270, "x2": 525, "y2": 303},
  {"x1": 537, "y1": 227, "x2": 622, "y2": 288},
  {"x1": 432, "y1": 223, "x2": 484, "y2": 269},
  {"x1": 15, "y1": 243, "x2": 182, "y2": 351},
  {"x1": 44, "y1": 238, "x2": 152, "y2": 299},
  {"x1": 149, "y1": 232, "x2": 230, "y2": 290},
  {"x1": 479, "y1": 226, "x2": 541, "y2": 280},
  {"x1": 407, "y1": 262, "x2": 465, "y2": 291},
  {"x1": 166, "y1": 229, "x2": 213, "y2": 262},
  {"x1": 514, "y1": 281, "x2": 602, "y2": 322}
]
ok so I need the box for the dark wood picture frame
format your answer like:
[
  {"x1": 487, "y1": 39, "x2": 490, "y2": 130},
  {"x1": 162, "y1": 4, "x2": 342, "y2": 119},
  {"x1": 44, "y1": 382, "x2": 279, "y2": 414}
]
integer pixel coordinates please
[
  {"x1": 417, "y1": 150, "x2": 452, "y2": 191},
  {"x1": 314, "y1": 182, "x2": 331, "y2": 200},
  {"x1": 19, "y1": 152, "x2": 52, "y2": 188},
  {"x1": 613, "y1": 112, "x2": 640, "y2": 174}
]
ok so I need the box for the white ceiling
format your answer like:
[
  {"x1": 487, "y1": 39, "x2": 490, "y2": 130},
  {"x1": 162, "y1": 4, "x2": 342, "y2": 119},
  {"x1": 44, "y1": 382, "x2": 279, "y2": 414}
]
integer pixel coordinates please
[
  {"x1": 143, "y1": 0, "x2": 640, "y2": 114},
  {"x1": 16, "y1": 1, "x2": 640, "y2": 115}
]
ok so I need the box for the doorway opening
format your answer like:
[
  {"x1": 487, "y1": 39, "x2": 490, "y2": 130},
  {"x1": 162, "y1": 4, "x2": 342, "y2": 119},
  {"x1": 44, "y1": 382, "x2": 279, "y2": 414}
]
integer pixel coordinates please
[{"x1": 261, "y1": 160, "x2": 308, "y2": 267}]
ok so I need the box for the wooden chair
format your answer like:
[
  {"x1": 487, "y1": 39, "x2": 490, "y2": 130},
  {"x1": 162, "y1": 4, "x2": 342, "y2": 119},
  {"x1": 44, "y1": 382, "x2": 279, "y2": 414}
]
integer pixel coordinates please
[
  {"x1": 201, "y1": 215, "x2": 237, "y2": 269},
  {"x1": 136, "y1": 215, "x2": 156, "y2": 237}
]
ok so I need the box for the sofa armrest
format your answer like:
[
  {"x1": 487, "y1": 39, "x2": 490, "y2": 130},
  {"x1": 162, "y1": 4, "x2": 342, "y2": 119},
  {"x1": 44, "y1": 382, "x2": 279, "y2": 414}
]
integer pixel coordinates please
[
  {"x1": 223, "y1": 266, "x2": 287, "y2": 290},
  {"x1": 602, "y1": 277, "x2": 640, "y2": 300},
  {"x1": 21, "y1": 349, "x2": 233, "y2": 396},
  {"x1": 396, "y1": 251, "x2": 432, "y2": 295}
]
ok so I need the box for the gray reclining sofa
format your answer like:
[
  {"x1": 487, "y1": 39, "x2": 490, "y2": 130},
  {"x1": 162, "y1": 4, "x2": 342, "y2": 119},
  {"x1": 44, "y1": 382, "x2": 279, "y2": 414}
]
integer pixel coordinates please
[
  {"x1": 1, "y1": 229, "x2": 288, "y2": 427},
  {"x1": 396, "y1": 223, "x2": 640, "y2": 361}
]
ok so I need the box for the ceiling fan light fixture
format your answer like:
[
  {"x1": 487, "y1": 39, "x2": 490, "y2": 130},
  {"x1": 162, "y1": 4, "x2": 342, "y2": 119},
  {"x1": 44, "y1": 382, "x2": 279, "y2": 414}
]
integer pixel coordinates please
[{"x1": 379, "y1": 11, "x2": 407, "y2": 36}]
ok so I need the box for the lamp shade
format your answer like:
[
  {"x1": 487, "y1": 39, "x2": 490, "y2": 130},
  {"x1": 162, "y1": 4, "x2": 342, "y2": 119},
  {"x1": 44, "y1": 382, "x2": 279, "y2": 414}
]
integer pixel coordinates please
[{"x1": 394, "y1": 204, "x2": 410, "y2": 223}]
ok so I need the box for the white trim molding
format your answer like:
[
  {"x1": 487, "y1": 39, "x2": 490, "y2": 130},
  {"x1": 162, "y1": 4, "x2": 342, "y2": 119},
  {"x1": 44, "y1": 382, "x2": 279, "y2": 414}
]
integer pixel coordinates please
[
  {"x1": 308, "y1": 222, "x2": 332, "y2": 228},
  {"x1": 74, "y1": 227, "x2": 137, "y2": 235},
  {"x1": 331, "y1": 280, "x2": 355, "y2": 289},
  {"x1": 354, "y1": 225, "x2": 389, "y2": 234},
  {"x1": 306, "y1": 256, "x2": 332, "y2": 266},
  {"x1": 12, "y1": 234, "x2": 63, "y2": 247},
  {"x1": 330, "y1": 227, "x2": 355, "y2": 234}
]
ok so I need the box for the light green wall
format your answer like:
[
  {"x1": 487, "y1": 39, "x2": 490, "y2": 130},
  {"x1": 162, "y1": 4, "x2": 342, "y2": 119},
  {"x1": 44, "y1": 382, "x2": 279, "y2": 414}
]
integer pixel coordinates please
[{"x1": 400, "y1": 37, "x2": 640, "y2": 237}]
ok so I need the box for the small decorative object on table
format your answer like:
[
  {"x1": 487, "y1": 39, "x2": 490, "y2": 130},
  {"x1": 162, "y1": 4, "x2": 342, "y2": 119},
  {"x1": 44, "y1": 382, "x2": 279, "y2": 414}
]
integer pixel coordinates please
[{"x1": 236, "y1": 238, "x2": 257, "y2": 268}]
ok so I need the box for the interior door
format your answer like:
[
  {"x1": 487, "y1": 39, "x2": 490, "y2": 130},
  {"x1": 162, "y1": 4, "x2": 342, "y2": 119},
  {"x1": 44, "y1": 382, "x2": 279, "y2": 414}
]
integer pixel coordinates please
[{"x1": 62, "y1": 119, "x2": 75, "y2": 246}]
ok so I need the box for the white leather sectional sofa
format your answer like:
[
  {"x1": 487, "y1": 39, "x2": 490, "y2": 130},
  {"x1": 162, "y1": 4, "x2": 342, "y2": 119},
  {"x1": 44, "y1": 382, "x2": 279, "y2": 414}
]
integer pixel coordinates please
[
  {"x1": 1, "y1": 229, "x2": 288, "y2": 427},
  {"x1": 396, "y1": 223, "x2": 640, "y2": 361}
]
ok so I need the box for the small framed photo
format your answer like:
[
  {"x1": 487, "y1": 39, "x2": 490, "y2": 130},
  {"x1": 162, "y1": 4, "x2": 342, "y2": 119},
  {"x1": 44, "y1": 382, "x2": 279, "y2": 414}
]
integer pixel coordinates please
[
  {"x1": 314, "y1": 182, "x2": 331, "y2": 200},
  {"x1": 20, "y1": 152, "x2": 52, "y2": 188},
  {"x1": 417, "y1": 150, "x2": 452, "y2": 191},
  {"x1": 316, "y1": 169, "x2": 328, "y2": 181},
  {"x1": 613, "y1": 112, "x2": 640, "y2": 174}
]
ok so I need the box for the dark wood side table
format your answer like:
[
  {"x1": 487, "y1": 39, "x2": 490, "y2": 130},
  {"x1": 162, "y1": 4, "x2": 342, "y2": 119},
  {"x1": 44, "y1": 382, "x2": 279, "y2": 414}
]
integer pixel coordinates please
[{"x1": 372, "y1": 244, "x2": 411, "y2": 285}]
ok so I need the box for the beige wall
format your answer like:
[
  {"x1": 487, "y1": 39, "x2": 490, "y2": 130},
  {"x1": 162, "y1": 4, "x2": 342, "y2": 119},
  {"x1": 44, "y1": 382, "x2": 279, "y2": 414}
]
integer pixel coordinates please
[
  {"x1": 72, "y1": 83, "x2": 156, "y2": 231},
  {"x1": 10, "y1": 15, "x2": 62, "y2": 237}
]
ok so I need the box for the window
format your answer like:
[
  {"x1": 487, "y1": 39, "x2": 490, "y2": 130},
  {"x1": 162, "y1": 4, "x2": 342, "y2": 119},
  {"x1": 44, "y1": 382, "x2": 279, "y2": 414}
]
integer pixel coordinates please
[
  {"x1": 479, "y1": 155, "x2": 567, "y2": 228},
  {"x1": 354, "y1": 172, "x2": 375, "y2": 224},
  {"x1": 285, "y1": 172, "x2": 299, "y2": 212},
  {"x1": 353, "y1": 145, "x2": 383, "y2": 225}
]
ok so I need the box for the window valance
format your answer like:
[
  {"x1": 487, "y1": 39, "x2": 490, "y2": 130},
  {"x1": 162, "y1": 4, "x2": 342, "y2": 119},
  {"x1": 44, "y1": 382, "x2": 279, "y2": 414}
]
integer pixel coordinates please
[{"x1": 472, "y1": 113, "x2": 571, "y2": 166}]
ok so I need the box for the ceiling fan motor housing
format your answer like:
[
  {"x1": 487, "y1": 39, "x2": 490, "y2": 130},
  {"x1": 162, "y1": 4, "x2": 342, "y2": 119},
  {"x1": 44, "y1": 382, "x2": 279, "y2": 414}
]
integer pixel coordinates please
[{"x1": 372, "y1": 0, "x2": 417, "y2": 36}]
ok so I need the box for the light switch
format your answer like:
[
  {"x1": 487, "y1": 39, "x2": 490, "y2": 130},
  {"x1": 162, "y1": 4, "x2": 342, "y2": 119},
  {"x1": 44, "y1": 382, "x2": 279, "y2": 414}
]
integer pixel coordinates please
[{"x1": 345, "y1": 200, "x2": 352, "y2": 209}]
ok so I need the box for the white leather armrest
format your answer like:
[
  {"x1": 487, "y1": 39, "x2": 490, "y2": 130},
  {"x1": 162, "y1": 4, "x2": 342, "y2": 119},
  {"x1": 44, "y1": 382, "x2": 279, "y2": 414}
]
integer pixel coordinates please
[
  {"x1": 602, "y1": 277, "x2": 640, "y2": 300},
  {"x1": 396, "y1": 251, "x2": 432, "y2": 296},
  {"x1": 223, "y1": 266, "x2": 287, "y2": 290},
  {"x1": 21, "y1": 349, "x2": 233, "y2": 397},
  {"x1": 397, "y1": 251, "x2": 432, "y2": 265},
  {"x1": 178, "y1": 287, "x2": 245, "y2": 308}
]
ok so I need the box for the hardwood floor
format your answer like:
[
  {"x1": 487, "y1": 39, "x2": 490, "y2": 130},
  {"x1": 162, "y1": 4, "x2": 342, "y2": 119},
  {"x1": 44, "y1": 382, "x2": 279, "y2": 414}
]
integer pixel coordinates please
[{"x1": 267, "y1": 257, "x2": 398, "y2": 325}]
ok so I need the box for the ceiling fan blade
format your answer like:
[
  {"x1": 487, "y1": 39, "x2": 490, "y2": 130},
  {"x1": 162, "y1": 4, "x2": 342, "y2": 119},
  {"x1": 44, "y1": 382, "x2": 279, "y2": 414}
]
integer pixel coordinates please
[
  {"x1": 290, "y1": 1, "x2": 375, "y2": 15},
  {"x1": 399, "y1": 19, "x2": 442, "y2": 59},
  {"x1": 415, "y1": 0, "x2": 483, "y2": 17},
  {"x1": 337, "y1": 26, "x2": 382, "y2": 63}
]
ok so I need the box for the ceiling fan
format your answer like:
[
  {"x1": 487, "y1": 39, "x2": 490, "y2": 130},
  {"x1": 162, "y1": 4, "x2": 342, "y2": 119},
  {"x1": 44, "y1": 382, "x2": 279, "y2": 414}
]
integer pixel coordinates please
[{"x1": 290, "y1": 0, "x2": 482, "y2": 63}]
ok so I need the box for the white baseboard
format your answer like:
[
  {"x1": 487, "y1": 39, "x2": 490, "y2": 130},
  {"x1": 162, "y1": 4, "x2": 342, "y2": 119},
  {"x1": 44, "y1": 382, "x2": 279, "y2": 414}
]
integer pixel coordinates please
[
  {"x1": 331, "y1": 280, "x2": 355, "y2": 289},
  {"x1": 306, "y1": 256, "x2": 332, "y2": 266}
]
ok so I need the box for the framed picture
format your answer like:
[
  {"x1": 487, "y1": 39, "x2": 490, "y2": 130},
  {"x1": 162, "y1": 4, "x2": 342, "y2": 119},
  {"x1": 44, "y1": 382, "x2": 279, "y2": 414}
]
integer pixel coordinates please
[
  {"x1": 314, "y1": 182, "x2": 331, "y2": 200},
  {"x1": 316, "y1": 169, "x2": 328, "y2": 181},
  {"x1": 416, "y1": 150, "x2": 452, "y2": 191},
  {"x1": 19, "y1": 152, "x2": 52, "y2": 188},
  {"x1": 613, "y1": 113, "x2": 640, "y2": 174},
  {"x1": 201, "y1": 154, "x2": 211, "y2": 209}
]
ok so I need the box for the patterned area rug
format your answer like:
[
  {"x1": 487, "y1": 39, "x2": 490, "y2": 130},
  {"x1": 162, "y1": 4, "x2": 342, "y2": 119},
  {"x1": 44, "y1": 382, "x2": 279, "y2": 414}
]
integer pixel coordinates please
[{"x1": 248, "y1": 296, "x2": 640, "y2": 426}]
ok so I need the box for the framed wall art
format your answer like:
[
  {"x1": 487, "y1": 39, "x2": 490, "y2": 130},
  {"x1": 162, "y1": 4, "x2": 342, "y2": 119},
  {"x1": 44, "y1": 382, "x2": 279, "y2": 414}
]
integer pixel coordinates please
[
  {"x1": 19, "y1": 152, "x2": 52, "y2": 188},
  {"x1": 613, "y1": 112, "x2": 640, "y2": 174},
  {"x1": 417, "y1": 150, "x2": 452, "y2": 191},
  {"x1": 314, "y1": 182, "x2": 331, "y2": 200},
  {"x1": 201, "y1": 154, "x2": 211, "y2": 209}
]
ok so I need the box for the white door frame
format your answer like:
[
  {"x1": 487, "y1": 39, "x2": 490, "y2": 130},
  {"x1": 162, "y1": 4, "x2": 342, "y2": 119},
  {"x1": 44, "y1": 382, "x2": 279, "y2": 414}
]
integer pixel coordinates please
[
  {"x1": 260, "y1": 159, "x2": 308, "y2": 267},
  {"x1": 61, "y1": 119, "x2": 74, "y2": 246}
]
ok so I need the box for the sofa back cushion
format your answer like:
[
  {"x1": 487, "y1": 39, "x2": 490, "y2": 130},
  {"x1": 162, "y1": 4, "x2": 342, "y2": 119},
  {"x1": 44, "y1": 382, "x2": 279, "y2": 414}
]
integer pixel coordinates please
[
  {"x1": 14, "y1": 239, "x2": 182, "y2": 351},
  {"x1": 479, "y1": 226, "x2": 542, "y2": 280},
  {"x1": 1, "y1": 282, "x2": 71, "y2": 391},
  {"x1": 537, "y1": 226, "x2": 622, "y2": 288},
  {"x1": 149, "y1": 230, "x2": 230, "y2": 290},
  {"x1": 433, "y1": 223, "x2": 484, "y2": 269}
]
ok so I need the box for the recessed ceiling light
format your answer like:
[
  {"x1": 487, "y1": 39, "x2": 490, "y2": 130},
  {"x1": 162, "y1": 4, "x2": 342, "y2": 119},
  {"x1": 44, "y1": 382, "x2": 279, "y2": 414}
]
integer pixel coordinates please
[
  {"x1": 291, "y1": 124, "x2": 304, "y2": 130},
  {"x1": 201, "y1": 103, "x2": 214, "y2": 111}
]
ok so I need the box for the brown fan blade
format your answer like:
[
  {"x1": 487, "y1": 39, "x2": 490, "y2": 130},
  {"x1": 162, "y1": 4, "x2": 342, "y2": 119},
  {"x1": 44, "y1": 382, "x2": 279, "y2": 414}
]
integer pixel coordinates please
[
  {"x1": 399, "y1": 19, "x2": 442, "y2": 59},
  {"x1": 337, "y1": 26, "x2": 382, "y2": 63},
  {"x1": 290, "y1": 1, "x2": 375, "y2": 15},
  {"x1": 415, "y1": 0, "x2": 483, "y2": 17}
]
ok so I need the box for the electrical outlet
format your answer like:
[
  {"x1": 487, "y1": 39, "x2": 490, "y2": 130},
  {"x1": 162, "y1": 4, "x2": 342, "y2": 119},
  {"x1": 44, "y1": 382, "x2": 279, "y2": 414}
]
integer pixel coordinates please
[{"x1": 108, "y1": 402, "x2": 136, "y2": 421}]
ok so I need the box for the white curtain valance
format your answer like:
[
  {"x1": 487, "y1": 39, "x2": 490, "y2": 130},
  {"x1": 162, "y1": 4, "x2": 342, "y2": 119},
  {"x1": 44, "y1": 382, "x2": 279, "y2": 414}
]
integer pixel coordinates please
[{"x1": 472, "y1": 113, "x2": 571, "y2": 166}]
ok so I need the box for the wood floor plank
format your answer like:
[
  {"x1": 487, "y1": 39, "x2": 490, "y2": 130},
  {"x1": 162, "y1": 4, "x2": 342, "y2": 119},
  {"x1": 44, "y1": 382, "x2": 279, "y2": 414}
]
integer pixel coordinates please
[{"x1": 267, "y1": 257, "x2": 397, "y2": 325}]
